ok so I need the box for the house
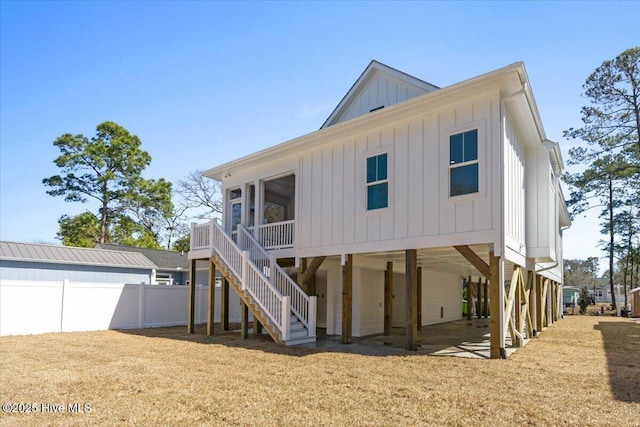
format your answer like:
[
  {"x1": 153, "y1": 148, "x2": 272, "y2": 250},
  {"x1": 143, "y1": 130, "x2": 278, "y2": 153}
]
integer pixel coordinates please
[
  {"x1": 187, "y1": 60, "x2": 571, "y2": 357},
  {"x1": 0, "y1": 241, "x2": 245, "y2": 336},
  {"x1": 0, "y1": 241, "x2": 213, "y2": 286},
  {"x1": 563, "y1": 286, "x2": 580, "y2": 312},
  {"x1": 631, "y1": 287, "x2": 640, "y2": 317},
  {"x1": 0, "y1": 241, "x2": 157, "y2": 283},
  {"x1": 95, "y1": 243, "x2": 192, "y2": 285}
]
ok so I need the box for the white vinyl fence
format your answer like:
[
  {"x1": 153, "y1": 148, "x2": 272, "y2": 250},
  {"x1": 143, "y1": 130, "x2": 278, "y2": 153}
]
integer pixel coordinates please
[{"x1": 0, "y1": 280, "x2": 247, "y2": 336}]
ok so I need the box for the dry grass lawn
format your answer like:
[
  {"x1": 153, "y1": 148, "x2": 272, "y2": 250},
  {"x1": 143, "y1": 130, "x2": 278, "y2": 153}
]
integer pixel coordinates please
[{"x1": 1, "y1": 315, "x2": 638, "y2": 426}]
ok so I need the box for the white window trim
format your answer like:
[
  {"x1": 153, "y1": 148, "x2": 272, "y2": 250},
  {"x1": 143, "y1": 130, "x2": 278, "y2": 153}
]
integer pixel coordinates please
[
  {"x1": 445, "y1": 120, "x2": 486, "y2": 201},
  {"x1": 362, "y1": 147, "x2": 393, "y2": 215}
]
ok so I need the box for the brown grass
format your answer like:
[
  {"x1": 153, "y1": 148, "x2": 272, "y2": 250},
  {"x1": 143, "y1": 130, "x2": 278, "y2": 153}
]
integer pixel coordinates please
[{"x1": 1, "y1": 316, "x2": 638, "y2": 427}]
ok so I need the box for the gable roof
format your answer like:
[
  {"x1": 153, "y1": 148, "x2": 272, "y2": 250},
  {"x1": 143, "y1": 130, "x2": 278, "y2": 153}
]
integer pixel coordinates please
[
  {"x1": 320, "y1": 60, "x2": 440, "y2": 129},
  {"x1": 0, "y1": 241, "x2": 155, "y2": 269},
  {"x1": 95, "y1": 244, "x2": 189, "y2": 271},
  {"x1": 204, "y1": 61, "x2": 529, "y2": 181}
]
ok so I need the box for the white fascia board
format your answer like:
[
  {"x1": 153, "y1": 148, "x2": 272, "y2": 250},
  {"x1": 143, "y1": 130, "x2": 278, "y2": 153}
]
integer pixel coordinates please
[
  {"x1": 203, "y1": 62, "x2": 528, "y2": 182},
  {"x1": 320, "y1": 60, "x2": 440, "y2": 129}
]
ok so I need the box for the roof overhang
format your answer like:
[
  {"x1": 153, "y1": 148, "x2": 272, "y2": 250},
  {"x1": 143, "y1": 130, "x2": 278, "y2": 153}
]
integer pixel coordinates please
[{"x1": 204, "y1": 62, "x2": 530, "y2": 182}]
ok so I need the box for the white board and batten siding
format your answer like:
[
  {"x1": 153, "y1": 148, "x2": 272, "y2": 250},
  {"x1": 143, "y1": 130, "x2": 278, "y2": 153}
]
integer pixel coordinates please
[
  {"x1": 503, "y1": 114, "x2": 527, "y2": 265},
  {"x1": 320, "y1": 261, "x2": 462, "y2": 337},
  {"x1": 525, "y1": 140, "x2": 558, "y2": 263},
  {"x1": 297, "y1": 92, "x2": 502, "y2": 257},
  {"x1": 392, "y1": 270, "x2": 462, "y2": 328},
  {"x1": 331, "y1": 70, "x2": 431, "y2": 126}
]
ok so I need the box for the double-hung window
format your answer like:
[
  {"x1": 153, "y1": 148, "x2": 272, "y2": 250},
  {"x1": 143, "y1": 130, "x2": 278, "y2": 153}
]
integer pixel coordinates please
[
  {"x1": 366, "y1": 153, "x2": 388, "y2": 210},
  {"x1": 449, "y1": 129, "x2": 479, "y2": 197}
]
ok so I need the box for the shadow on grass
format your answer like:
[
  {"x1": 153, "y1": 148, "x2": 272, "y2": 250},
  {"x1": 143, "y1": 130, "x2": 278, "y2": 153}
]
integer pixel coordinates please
[
  {"x1": 115, "y1": 321, "x2": 497, "y2": 359},
  {"x1": 115, "y1": 323, "x2": 416, "y2": 358},
  {"x1": 594, "y1": 320, "x2": 640, "y2": 403}
]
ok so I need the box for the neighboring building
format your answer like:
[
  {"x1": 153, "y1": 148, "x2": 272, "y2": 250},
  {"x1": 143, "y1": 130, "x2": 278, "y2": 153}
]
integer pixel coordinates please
[
  {"x1": 1, "y1": 241, "x2": 156, "y2": 283},
  {"x1": 563, "y1": 286, "x2": 580, "y2": 305},
  {"x1": 96, "y1": 244, "x2": 191, "y2": 285},
  {"x1": 188, "y1": 60, "x2": 571, "y2": 356},
  {"x1": 1, "y1": 241, "x2": 211, "y2": 286},
  {"x1": 631, "y1": 287, "x2": 640, "y2": 317}
]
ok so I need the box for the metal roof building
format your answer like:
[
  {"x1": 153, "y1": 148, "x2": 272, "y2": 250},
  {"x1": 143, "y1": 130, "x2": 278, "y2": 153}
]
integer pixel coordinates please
[{"x1": 0, "y1": 241, "x2": 157, "y2": 284}]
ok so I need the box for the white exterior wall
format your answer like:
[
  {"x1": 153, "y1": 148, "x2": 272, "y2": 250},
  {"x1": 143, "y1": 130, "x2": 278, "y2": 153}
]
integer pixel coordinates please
[
  {"x1": 503, "y1": 114, "x2": 526, "y2": 261},
  {"x1": 525, "y1": 144, "x2": 555, "y2": 262},
  {"x1": 421, "y1": 270, "x2": 463, "y2": 325},
  {"x1": 355, "y1": 268, "x2": 384, "y2": 336},
  {"x1": 297, "y1": 92, "x2": 501, "y2": 257},
  {"x1": 335, "y1": 72, "x2": 428, "y2": 125},
  {"x1": 392, "y1": 269, "x2": 462, "y2": 327}
]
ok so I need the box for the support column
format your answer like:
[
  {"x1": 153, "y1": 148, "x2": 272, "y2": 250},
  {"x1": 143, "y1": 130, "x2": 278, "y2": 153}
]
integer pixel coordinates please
[
  {"x1": 342, "y1": 254, "x2": 353, "y2": 344},
  {"x1": 254, "y1": 318, "x2": 262, "y2": 336},
  {"x1": 406, "y1": 249, "x2": 418, "y2": 351},
  {"x1": 207, "y1": 259, "x2": 216, "y2": 336},
  {"x1": 515, "y1": 271, "x2": 522, "y2": 347},
  {"x1": 297, "y1": 258, "x2": 308, "y2": 293},
  {"x1": 221, "y1": 278, "x2": 230, "y2": 331},
  {"x1": 417, "y1": 266, "x2": 422, "y2": 331},
  {"x1": 489, "y1": 251, "x2": 504, "y2": 359},
  {"x1": 240, "y1": 302, "x2": 249, "y2": 339},
  {"x1": 536, "y1": 276, "x2": 543, "y2": 332},
  {"x1": 483, "y1": 279, "x2": 489, "y2": 319},
  {"x1": 188, "y1": 258, "x2": 197, "y2": 334},
  {"x1": 477, "y1": 278, "x2": 483, "y2": 319},
  {"x1": 384, "y1": 261, "x2": 393, "y2": 336},
  {"x1": 549, "y1": 281, "x2": 555, "y2": 325},
  {"x1": 466, "y1": 275, "x2": 472, "y2": 321},
  {"x1": 530, "y1": 272, "x2": 538, "y2": 336}
]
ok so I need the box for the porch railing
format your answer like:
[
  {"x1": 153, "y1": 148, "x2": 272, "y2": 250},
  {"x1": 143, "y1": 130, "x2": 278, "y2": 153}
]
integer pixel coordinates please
[
  {"x1": 249, "y1": 220, "x2": 295, "y2": 250},
  {"x1": 237, "y1": 224, "x2": 315, "y2": 332},
  {"x1": 191, "y1": 221, "x2": 212, "y2": 250}
]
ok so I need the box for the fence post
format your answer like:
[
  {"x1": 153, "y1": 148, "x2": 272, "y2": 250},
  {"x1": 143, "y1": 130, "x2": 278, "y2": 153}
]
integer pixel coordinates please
[
  {"x1": 190, "y1": 222, "x2": 196, "y2": 250},
  {"x1": 281, "y1": 295, "x2": 290, "y2": 341},
  {"x1": 241, "y1": 251, "x2": 250, "y2": 291},
  {"x1": 60, "y1": 279, "x2": 69, "y2": 333},
  {"x1": 138, "y1": 283, "x2": 146, "y2": 329},
  {"x1": 308, "y1": 296, "x2": 317, "y2": 336}
]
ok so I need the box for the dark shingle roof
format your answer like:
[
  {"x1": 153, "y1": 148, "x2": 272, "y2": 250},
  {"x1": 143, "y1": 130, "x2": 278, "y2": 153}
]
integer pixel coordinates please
[
  {"x1": 95, "y1": 244, "x2": 189, "y2": 270},
  {"x1": 0, "y1": 241, "x2": 155, "y2": 269}
]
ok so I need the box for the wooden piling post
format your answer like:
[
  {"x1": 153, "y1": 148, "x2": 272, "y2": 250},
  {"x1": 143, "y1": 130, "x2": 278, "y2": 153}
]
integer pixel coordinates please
[
  {"x1": 489, "y1": 251, "x2": 503, "y2": 359},
  {"x1": 188, "y1": 258, "x2": 196, "y2": 334},
  {"x1": 342, "y1": 254, "x2": 353, "y2": 344},
  {"x1": 207, "y1": 259, "x2": 216, "y2": 336},
  {"x1": 384, "y1": 261, "x2": 393, "y2": 336},
  {"x1": 221, "y1": 278, "x2": 230, "y2": 331},
  {"x1": 406, "y1": 249, "x2": 418, "y2": 351},
  {"x1": 417, "y1": 266, "x2": 422, "y2": 331}
]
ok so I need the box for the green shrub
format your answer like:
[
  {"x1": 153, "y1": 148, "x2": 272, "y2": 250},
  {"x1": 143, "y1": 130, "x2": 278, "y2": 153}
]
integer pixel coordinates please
[{"x1": 578, "y1": 287, "x2": 591, "y2": 314}]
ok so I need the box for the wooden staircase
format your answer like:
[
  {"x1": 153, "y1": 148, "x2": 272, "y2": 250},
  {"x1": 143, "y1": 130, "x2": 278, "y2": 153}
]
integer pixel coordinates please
[{"x1": 206, "y1": 221, "x2": 316, "y2": 346}]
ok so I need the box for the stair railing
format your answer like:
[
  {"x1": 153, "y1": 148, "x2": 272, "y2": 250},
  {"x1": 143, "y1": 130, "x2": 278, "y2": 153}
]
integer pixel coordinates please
[
  {"x1": 237, "y1": 224, "x2": 316, "y2": 334},
  {"x1": 209, "y1": 219, "x2": 290, "y2": 340}
]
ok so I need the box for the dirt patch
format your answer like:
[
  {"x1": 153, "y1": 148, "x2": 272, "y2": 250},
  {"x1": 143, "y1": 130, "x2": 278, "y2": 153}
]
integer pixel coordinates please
[{"x1": 1, "y1": 317, "x2": 638, "y2": 426}]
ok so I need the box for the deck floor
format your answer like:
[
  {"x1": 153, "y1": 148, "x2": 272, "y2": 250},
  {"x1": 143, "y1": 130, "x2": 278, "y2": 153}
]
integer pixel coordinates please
[{"x1": 297, "y1": 318, "x2": 521, "y2": 359}]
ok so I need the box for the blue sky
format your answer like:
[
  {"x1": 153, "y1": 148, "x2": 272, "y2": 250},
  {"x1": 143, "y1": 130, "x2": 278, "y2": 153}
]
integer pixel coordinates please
[{"x1": 1, "y1": 1, "x2": 638, "y2": 267}]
